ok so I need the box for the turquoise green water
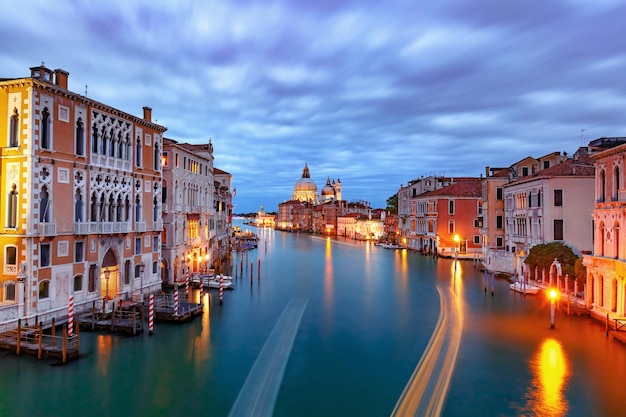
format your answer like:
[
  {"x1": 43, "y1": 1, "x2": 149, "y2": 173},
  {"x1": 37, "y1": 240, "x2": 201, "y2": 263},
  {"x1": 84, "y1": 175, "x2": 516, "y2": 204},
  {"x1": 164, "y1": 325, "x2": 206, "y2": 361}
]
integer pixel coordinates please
[{"x1": 1, "y1": 223, "x2": 625, "y2": 416}]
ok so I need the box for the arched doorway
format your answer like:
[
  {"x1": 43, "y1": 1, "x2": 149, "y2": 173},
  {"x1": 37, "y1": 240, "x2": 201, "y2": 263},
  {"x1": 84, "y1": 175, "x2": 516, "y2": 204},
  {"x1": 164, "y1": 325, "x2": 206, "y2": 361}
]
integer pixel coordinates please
[
  {"x1": 101, "y1": 248, "x2": 119, "y2": 300},
  {"x1": 161, "y1": 258, "x2": 170, "y2": 285}
]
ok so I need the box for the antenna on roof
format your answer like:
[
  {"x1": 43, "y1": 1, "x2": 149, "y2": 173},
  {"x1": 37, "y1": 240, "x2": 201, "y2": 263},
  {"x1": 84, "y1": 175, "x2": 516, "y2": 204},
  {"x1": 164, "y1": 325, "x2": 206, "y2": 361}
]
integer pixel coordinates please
[
  {"x1": 85, "y1": 84, "x2": 88, "y2": 97},
  {"x1": 580, "y1": 128, "x2": 587, "y2": 145}
]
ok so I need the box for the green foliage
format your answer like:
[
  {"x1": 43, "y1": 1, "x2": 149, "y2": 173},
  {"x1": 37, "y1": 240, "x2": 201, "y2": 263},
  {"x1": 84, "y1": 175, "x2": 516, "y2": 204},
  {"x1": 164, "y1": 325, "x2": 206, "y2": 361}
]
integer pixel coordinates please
[
  {"x1": 574, "y1": 258, "x2": 587, "y2": 285},
  {"x1": 524, "y1": 242, "x2": 581, "y2": 282},
  {"x1": 386, "y1": 194, "x2": 398, "y2": 215}
]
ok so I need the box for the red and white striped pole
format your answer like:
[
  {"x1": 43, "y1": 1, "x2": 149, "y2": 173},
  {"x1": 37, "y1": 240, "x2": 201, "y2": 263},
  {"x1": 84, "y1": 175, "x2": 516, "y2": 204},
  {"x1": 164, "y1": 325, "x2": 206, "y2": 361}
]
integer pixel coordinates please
[
  {"x1": 68, "y1": 295, "x2": 74, "y2": 337},
  {"x1": 174, "y1": 284, "x2": 179, "y2": 316},
  {"x1": 219, "y1": 275, "x2": 224, "y2": 305},
  {"x1": 185, "y1": 276, "x2": 190, "y2": 299},
  {"x1": 149, "y1": 293, "x2": 154, "y2": 336}
]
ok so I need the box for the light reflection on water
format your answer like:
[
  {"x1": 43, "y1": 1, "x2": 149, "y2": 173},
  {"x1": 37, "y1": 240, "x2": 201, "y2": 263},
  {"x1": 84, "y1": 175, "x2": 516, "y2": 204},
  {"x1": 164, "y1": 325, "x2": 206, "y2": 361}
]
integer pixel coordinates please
[{"x1": 523, "y1": 338, "x2": 569, "y2": 417}]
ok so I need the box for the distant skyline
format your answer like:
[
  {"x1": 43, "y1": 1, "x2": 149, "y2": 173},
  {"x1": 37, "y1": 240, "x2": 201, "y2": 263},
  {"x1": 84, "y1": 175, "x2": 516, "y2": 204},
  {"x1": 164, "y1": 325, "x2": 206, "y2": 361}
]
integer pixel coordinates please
[{"x1": 1, "y1": 0, "x2": 625, "y2": 212}]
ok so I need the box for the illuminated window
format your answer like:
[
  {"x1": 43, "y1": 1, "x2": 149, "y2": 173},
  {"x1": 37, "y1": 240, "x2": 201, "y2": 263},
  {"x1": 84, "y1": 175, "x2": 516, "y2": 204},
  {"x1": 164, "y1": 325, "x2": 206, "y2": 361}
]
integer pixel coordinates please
[{"x1": 39, "y1": 280, "x2": 50, "y2": 299}]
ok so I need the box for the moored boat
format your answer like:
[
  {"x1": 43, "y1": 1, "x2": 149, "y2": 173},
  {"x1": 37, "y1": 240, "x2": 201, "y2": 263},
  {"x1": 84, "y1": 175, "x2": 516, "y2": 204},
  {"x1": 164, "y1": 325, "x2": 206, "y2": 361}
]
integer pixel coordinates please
[{"x1": 509, "y1": 281, "x2": 540, "y2": 295}]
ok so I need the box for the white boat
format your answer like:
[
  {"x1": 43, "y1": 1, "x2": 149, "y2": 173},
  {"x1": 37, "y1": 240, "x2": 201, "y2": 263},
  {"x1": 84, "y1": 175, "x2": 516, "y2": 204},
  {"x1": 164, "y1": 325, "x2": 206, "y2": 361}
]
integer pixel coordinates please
[
  {"x1": 381, "y1": 243, "x2": 400, "y2": 249},
  {"x1": 206, "y1": 275, "x2": 235, "y2": 290},
  {"x1": 509, "y1": 281, "x2": 540, "y2": 295}
]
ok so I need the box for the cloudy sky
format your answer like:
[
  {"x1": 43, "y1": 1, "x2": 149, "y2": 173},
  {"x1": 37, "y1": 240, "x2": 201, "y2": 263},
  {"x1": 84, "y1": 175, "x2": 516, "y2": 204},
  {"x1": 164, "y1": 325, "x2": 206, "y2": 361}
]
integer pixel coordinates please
[{"x1": 2, "y1": 0, "x2": 625, "y2": 213}]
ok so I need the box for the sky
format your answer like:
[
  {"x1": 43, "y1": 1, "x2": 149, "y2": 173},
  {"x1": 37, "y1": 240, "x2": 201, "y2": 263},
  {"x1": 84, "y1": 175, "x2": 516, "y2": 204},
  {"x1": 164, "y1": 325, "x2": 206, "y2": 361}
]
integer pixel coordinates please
[{"x1": 1, "y1": 0, "x2": 625, "y2": 213}]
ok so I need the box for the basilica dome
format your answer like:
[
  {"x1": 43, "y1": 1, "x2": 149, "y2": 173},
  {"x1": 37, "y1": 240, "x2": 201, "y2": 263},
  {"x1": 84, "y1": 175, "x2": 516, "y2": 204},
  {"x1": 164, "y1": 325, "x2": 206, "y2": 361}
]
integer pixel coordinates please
[{"x1": 292, "y1": 163, "x2": 319, "y2": 204}]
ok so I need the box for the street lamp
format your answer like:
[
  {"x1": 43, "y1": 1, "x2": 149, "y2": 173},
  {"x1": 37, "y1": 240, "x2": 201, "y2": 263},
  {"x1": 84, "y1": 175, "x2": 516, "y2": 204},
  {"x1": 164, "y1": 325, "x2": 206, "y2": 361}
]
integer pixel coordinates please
[{"x1": 549, "y1": 289, "x2": 558, "y2": 329}]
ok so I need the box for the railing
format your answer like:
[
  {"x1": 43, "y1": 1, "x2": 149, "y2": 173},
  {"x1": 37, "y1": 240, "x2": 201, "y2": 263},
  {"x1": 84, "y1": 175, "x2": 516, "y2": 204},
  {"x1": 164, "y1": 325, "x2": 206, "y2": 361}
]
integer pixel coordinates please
[
  {"x1": 136, "y1": 221, "x2": 146, "y2": 232},
  {"x1": 37, "y1": 222, "x2": 56, "y2": 236},
  {"x1": 615, "y1": 319, "x2": 626, "y2": 332}
]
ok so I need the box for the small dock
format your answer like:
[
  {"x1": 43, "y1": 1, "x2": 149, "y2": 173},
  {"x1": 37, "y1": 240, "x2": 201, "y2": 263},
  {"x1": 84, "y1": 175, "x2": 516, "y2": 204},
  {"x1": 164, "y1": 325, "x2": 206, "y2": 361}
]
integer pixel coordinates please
[
  {"x1": 77, "y1": 301, "x2": 144, "y2": 335},
  {"x1": 153, "y1": 293, "x2": 203, "y2": 323},
  {"x1": 0, "y1": 318, "x2": 80, "y2": 364}
]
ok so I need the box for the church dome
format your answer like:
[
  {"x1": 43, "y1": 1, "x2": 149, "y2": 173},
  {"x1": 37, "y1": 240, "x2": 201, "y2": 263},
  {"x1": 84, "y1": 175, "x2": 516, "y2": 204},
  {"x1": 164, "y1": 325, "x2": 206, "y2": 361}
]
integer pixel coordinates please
[
  {"x1": 321, "y1": 177, "x2": 335, "y2": 201},
  {"x1": 292, "y1": 163, "x2": 319, "y2": 203}
]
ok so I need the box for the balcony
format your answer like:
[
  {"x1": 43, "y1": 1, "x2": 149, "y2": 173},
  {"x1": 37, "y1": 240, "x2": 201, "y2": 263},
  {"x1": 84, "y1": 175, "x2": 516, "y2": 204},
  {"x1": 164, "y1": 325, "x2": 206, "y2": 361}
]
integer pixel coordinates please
[
  {"x1": 136, "y1": 221, "x2": 147, "y2": 232},
  {"x1": 37, "y1": 222, "x2": 56, "y2": 236},
  {"x1": 74, "y1": 222, "x2": 132, "y2": 234},
  {"x1": 153, "y1": 220, "x2": 163, "y2": 231}
]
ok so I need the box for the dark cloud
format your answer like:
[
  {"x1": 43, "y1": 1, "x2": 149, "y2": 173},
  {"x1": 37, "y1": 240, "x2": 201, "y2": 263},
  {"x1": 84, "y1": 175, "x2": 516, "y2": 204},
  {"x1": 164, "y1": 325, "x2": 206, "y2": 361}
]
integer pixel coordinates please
[{"x1": 1, "y1": 0, "x2": 624, "y2": 212}]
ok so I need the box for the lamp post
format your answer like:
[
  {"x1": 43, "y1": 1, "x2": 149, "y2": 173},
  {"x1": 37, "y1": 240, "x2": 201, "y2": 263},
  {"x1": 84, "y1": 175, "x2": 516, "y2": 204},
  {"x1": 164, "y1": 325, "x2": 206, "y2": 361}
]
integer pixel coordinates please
[{"x1": 549, "y1": 289, "x2": 558, "y2": 329}]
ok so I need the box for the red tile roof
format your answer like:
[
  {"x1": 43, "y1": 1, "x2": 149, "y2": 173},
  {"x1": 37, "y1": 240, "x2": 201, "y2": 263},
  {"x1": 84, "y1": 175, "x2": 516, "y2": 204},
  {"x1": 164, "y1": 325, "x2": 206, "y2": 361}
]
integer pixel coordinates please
[{"x1": 419, "y1": 179, "x2": 482, "y2": 198}]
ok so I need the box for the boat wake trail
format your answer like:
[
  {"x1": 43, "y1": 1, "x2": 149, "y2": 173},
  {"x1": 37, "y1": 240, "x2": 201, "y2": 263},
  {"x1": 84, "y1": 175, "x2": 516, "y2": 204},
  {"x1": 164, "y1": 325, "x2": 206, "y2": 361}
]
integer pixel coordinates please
[
  {"x1": 391, "y1": 285, "x2": 463, "y2": 417},
  {"x1": 228, "y1": 297, "x2": 308, "y2": 417}
]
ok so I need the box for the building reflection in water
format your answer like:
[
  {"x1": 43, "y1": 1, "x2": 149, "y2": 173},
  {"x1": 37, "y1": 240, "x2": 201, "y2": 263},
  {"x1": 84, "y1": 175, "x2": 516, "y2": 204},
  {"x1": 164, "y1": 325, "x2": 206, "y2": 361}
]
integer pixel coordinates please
[
  {"x1": 324, "y1": 237, "x2": 334, "y2": 307},
  {"x1": 96, "y1": 334, "x2": 113, "y2": 375},
  {"x1": 524, "y1": 338, "x2": 570, "y2": 417}
]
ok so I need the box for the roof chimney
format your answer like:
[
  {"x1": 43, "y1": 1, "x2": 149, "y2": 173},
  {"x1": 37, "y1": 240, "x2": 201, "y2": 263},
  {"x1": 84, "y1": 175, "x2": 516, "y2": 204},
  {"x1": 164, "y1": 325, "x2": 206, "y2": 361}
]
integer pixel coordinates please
[
  {"x1": 485, "y1": 166, "x2": 490, "y2": 177},
  {"x1": 143, "y1": 106, "x2": 152, "y2": 122},
  {"x1": 54, "y1": 69, "x2": 69, "y2": 89}
]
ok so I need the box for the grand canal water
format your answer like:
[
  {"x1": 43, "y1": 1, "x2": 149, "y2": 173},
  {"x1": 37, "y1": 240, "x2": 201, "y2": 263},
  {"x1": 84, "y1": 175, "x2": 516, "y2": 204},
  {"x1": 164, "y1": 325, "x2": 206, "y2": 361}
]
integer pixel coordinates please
[{"x1": 2, "y1": 221, "x2": 626, "y2": 417}]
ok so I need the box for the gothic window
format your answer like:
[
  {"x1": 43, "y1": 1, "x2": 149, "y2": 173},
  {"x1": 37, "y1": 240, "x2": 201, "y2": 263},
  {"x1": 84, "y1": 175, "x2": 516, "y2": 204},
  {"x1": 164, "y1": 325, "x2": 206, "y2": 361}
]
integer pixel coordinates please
[
  {"x1": 102, "y1": 128, "x2": 108, "y2": 156},
  {"x1": 92, "y1": 123, "x2": 99, "y2": 154},
  {"x1": 90, "y1": 192, "x2": 98, "y2": 222},
  {"x1": 76, "y1": 118, "x2": 85, "y2": 156},
  {"x1": 41, "y1": 107, "x2": 50, "y2": 149},
  {"x1": 40, "y1": 185, "x2": 50, "y2": 222},
  {"x1": 118, "y1": 132, "x2": 123, "y2": 159},
  {"x1": 125, "y1": 134, "x2": 132, "y2": 161},
  {"x1": 154, "y1": 143, "x2": 160, "y2": 170},
  {"x1": 116, "y1": 195, "x2": 123, "y2": 221},
  {"x1": 153, "y1": 196, "x2": 158, "y2": 222},
  {"x1": 125, "y1": 195, "x2": 131, "y2": 222},
  {"x1": 135, "y1": 194, "x2": 141, "y2": 221},
  {"x1": 9, "y1": 108, "x2": 19, "y2": 147},
  {"x1": 136, "y1": 136, "x2": 142, "y2": 167},
  {"x1": 75, "y1": 189, "x2": 84, "y2": 222}
]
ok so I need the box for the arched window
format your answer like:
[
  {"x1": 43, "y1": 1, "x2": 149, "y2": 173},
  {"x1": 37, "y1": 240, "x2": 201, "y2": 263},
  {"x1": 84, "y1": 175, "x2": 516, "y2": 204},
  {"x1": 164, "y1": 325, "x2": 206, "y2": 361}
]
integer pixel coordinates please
[
  {"x1": 599, "y1": 276, "x2": 604, "y2": 307},
  {"x1": 600, "y1": 169, "x2": 606, "y2": 202},
  {"x1": 90, "y1": 192, "x2": 98, "y2": 222},
  {"x1": 40, "y1": 185, "x2": 50, "y2": 222},
  {"x1": 136, "y1": 136, "x2": 142, "y2": 167},
  {"x1": 153, "y1": 196, "x2": 158, "y2": 222},
  {"x1": 116, "y1": 195, "x2": 123, "y2": 221},
  {"x1": 76, "y1": 118, "x2": 84, "y2": 156},
  {"x1": 612, "y1": 278, "x2": 618, "y2": 312},
  {"x1": 7, "y1": 184, "x2": 18, "y2": 228},
  {"x1": 102, "y1": 128, "x2": 108, "y2": 156},
  {"x1": 125, "y1": 134, "x2": 132, "y2": 161},
  {"x1": 39, "y1": 280, "x2": 50, "y2": 299},
  {"x1": 73, "y1": 274, "x2": 83, "y2": 292},
  {"x1": 91, "y1": 123, "x2": 97, "y2": 153},
  {"x1": 41, "y1": 107, "x2": 50, "y2": 149},
  {"x1": 600, "y1": 222, "x2": 605, "y2": 257},
  {"x1": 117, "y1": 132, "x2": 123, "y2": 159},
  {"x1": 75, "y1": 189, "x2": 84, "y2": 222},
  {"x1": 9, "y1": 108, "x2": 19, "y2": 147},
  {"x1": 135, "y1": 195, "x2": 141, "y2": 221},
  {"x1": 154, "y1": 143, "x2": 160, "y2": 170},
  {"x1": 614, "y1": 166, "x2": 620, "y2": 201}
]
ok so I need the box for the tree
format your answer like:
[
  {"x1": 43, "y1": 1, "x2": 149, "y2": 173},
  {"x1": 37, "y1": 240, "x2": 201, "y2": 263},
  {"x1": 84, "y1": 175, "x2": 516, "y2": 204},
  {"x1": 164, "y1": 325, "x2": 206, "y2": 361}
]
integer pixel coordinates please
[
  {"x1": 524, "y1": 242, "x2": 584, "y2": 285},
  {"x1": 386, "y1": 194, "x2": 398, "y2": 215}
]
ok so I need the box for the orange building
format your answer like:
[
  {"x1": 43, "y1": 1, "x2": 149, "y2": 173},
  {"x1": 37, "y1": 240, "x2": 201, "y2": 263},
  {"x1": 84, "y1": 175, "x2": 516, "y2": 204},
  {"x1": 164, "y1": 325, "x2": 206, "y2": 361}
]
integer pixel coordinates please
[
  {"x1": 0, "y1": 64, "x2": 166, "y2": 323},
  {"x1": 415, "y1": 179, "x2": 483, "y2": 258}
]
